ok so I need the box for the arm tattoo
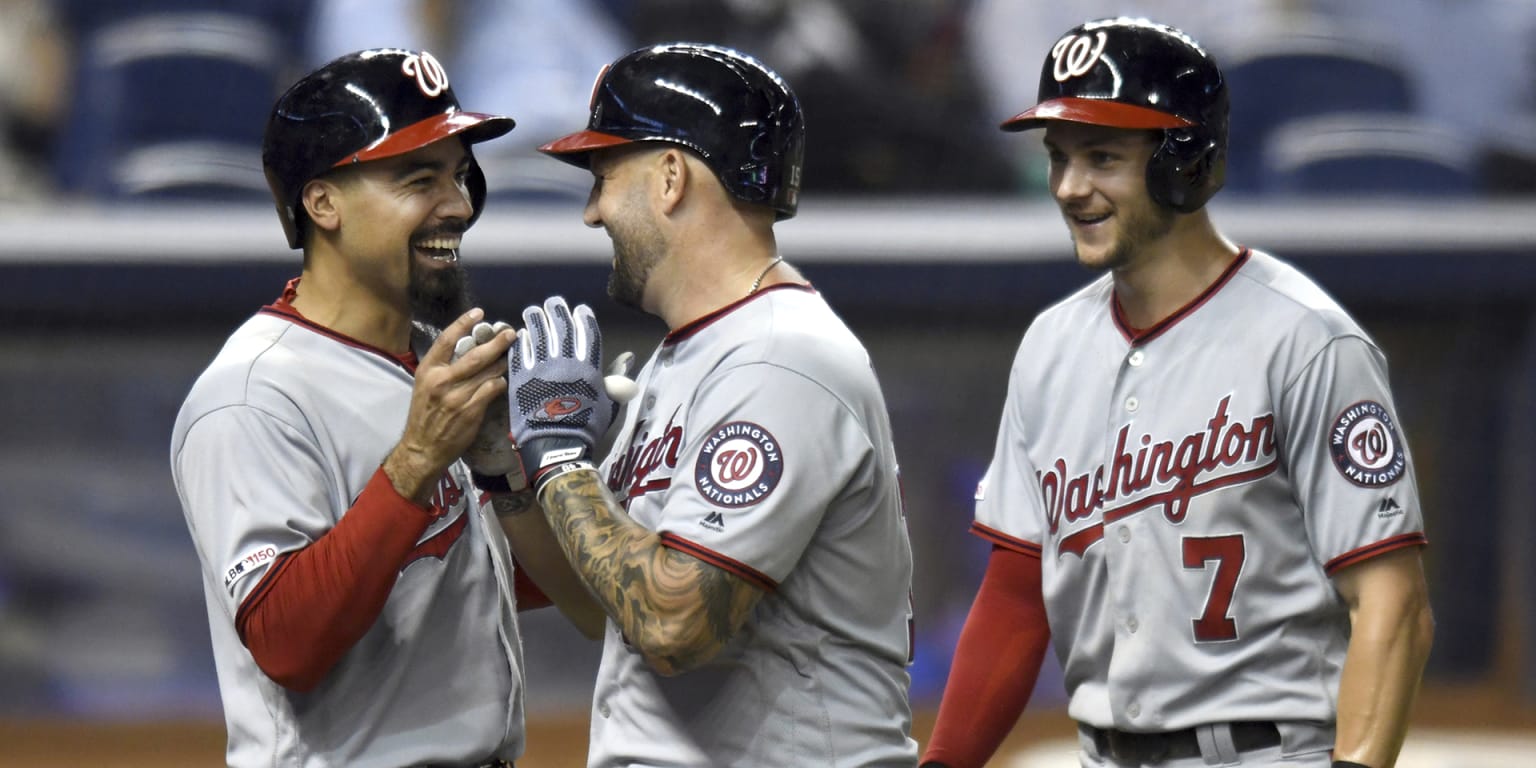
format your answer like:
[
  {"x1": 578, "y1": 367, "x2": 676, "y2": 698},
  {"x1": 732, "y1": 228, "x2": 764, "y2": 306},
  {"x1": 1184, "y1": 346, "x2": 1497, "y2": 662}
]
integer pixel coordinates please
[
  {"x1": 488, "y1": 489, "x2": 537, "y2": 519},
  {"x1": 541, "y1": 469, "x2": 759, "y2": 674}
]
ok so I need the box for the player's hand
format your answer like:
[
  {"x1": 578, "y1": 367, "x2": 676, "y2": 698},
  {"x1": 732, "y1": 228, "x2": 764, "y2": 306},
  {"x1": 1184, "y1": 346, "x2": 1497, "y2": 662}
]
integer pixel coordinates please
[
  {"x1": 388, "y1": 308, "x2": 513, "y2": 505},
  {"x1": 452, "y1": 319, "x2": 529, "y2": 495},
  {"x1": 506, "y1": 297, "x2": 617, "y2": 493}
]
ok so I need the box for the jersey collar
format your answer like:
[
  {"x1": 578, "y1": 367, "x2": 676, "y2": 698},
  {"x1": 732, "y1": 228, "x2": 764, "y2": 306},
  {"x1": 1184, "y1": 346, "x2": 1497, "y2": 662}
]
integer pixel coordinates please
[
  {"x1": 1112, "y1": 248, "x2": 1250, "y2": 346},
  {"x1": 259, "y1": 277, "x2": 421, "y2": 372},
  {"x1": 663, "y1": 282, "x2": 816, "y2": 346}
]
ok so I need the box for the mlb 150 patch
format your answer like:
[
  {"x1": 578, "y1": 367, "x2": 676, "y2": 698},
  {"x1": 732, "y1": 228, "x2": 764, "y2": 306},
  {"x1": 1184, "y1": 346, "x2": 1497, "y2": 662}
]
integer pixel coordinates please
[
  {"x1": 695, "y1": 421, "x2": 784, "y2": 507},
  {"x1": 1328, "y1": 400, "x2": 1406, "y2": 487}
]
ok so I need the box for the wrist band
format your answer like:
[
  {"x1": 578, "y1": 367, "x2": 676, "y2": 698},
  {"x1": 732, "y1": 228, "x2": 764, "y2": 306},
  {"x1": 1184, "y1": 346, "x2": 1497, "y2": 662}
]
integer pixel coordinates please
[
  {"x1": 1332, "y1": 761, "x2": 1372, "y2": 768},
  {"x1": 533, "y1": 460, "x2": 596, "y2": 496}
]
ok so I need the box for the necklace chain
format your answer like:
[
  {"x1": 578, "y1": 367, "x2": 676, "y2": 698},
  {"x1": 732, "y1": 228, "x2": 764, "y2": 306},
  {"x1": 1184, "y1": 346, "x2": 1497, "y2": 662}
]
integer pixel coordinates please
[{"x1": 750, "y1": 256, "x2": 785, "y2": 295}]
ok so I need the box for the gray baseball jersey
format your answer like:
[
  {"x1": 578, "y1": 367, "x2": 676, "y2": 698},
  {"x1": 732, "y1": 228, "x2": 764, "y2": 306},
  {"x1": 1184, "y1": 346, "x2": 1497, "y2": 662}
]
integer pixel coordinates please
[
  {"x1": 170, "y1": 297, "x2": 526, "y2": 767},
  {"x1": 591, "y1": 284, "x2": 918, "y2": 767},
  {"x1": 973, "y1": 249, "x2": 1426, "y2": 735}
]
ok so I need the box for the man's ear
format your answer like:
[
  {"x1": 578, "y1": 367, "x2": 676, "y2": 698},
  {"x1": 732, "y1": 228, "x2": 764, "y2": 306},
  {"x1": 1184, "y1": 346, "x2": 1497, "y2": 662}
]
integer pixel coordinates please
[
  {"x1": 302, "y1": 177, "x2": 345, "y2": 236},
  {"x1": 653, "y1": 148, "x2": 689, "y2": 216}
]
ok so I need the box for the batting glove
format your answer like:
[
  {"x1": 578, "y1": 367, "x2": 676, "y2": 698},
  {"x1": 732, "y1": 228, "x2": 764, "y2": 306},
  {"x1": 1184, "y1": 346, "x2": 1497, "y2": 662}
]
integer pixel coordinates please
[
  {"x1": 452, "y1": 320, "x2": 529, "y2": 495},
  {"x1": 507, "y1": 296, "x2": 617, "y2": 494}
]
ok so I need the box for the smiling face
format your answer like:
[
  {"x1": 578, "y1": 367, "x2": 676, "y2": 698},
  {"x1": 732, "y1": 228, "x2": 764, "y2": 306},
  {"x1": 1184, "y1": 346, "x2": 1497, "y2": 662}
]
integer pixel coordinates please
[
  {"x1": 583, "y1": 146, "x2": 668, "y2": 311},
  {"x1": 1043, "y1": 122, "x2": 1176, "y2": 272},
  {"x1": 322, "y1": 137, "x2": 477, "y2": 326}
]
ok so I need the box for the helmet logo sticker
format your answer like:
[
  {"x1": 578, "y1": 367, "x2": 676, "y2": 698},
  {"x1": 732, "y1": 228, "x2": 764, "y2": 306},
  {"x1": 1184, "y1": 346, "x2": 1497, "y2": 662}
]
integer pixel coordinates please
[
  {"x1": 402, "y1": 51, "x2": 449, "y2": 98},
  {"x1": 1052, "y1": 31, "x2": 1108, "y2": 82}
]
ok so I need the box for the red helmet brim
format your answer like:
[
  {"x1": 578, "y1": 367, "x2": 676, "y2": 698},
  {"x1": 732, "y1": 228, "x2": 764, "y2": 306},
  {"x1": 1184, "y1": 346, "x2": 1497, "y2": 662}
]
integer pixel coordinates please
[
  {"x1": 334, "y1": 110, "x2": 514, "y2": 167},
  {"x1": 1002, "y1": 97, "x2": 1194, "y2": 132}
]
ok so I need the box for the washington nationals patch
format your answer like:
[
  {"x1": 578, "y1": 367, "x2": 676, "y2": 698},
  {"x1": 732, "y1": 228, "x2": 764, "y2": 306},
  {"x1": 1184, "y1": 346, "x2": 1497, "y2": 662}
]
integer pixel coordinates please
[
  {"x1": 695, "y1": 421, "x2": 784, "y2": 507},
  {"x1": 1328, "y1": 400, "x2": 1407, "y2": 487}
]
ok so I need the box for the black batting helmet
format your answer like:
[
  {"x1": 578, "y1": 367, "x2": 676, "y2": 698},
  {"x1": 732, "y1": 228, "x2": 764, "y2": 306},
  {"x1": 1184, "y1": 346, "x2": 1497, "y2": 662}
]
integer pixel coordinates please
[
  {"x1": 540, "y1": 43, "x2": 805, "y2": 220},
  {"x1": 1003, "y1": 18, "x2": 1228, "y2": 213},
  {"x1": 262, "y1": 48, "x2": 515, "y2": 249}
]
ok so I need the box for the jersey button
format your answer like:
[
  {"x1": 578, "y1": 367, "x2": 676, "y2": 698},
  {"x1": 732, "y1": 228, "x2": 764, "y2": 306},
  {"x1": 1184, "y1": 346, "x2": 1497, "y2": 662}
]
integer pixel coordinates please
[
  {"x1": 1127, "y1": 702, "x2": 1141, "y2": 718},
  {"x1": 1128, "y1": 350, "x2": 1145, "y2": 367},
  {"x1": 1125, "y1": 396, "x2": 1139, "y2": 412},
  {"x1": 599, "y1": 702, "x2": 611, "y2": 718},
  {"x1": 1117, "y1": 527, "x2": 1131, "y2": 543},
  {"x1": 1127, "y1": 617, "x2": 1139, "y2": 633}
]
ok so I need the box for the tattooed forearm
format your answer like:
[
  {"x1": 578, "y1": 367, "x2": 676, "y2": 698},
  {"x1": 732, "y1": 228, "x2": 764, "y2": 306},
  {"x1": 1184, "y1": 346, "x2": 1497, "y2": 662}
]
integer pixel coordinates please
[
  {"x1": 540, "y1": 468, "x2": 760, "y2": 674},
  {"x1": 489, "y1": 489, "x2": 538, "y2": 518}
]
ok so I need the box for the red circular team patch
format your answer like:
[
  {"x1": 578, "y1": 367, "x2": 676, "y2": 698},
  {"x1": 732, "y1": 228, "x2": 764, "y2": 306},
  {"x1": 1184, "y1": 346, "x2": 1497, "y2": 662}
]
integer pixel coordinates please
[
  {"x1": 1328, "y1": 400, "x2": 1407, "y2": 487},
  {"x1": 695, "y1": 421, "x2": 784, "y2": 507}
]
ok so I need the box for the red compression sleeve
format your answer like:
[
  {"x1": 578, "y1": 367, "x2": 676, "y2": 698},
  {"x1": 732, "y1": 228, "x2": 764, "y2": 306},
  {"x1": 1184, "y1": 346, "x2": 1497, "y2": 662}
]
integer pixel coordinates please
[
  {"x1": 922, "y1": 545, "x2": 1051, "y2": 768},
  {"x1": 235, "y1": 467, "x2": 435, "y2": 692},
  {"x1": 512, "y1": 561, "x2": 553, "y2": 610}
]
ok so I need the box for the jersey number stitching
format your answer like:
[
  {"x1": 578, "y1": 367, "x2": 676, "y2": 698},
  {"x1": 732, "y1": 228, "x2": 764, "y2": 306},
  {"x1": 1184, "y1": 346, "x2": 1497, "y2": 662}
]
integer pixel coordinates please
[{"x1": 1182, "y1": 534, "x2": 1245, "y2": 642}]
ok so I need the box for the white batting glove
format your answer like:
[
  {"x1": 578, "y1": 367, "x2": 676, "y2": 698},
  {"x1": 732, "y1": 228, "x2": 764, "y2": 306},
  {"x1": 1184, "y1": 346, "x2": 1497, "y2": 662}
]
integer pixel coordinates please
[
  {"x1": 605, "y1": 350, "x2": 639, "y2": 404},
  {"x1": 453, "y1": 320, "x2": 529, "y2": 495}
]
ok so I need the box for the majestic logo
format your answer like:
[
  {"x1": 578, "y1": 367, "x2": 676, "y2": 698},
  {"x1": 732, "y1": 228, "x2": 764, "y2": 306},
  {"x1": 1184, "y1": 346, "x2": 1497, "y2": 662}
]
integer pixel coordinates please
[
  {"x1": 695, "y1": 421, "x2": 784, "y2": 508},
  {"x1": 1378, "y1": 497, "x2": 1403, "y2": 518},
  {"x1": 1045, "y1": 395, "x2": 1279, "y2": 557},
  {"x1": 1329, "y1": 400, "x2": 1407, "y2": 487},
  {"x1": 699, "y1": 510, "x2": 725, "y2": 532},
  {"x1": 402, "y1": 51, "x2": 449, "y2": 98},
  {"x1": 1052, "y1": 31, "x2": 1108, "y2": 81}
]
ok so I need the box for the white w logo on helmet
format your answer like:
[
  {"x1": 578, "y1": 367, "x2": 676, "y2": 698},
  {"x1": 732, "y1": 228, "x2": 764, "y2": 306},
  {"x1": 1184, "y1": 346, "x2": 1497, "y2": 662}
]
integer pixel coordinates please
[
  {"x1": 1052, "y1": 31, "x2": 1108, "y2": 82},
  {"x1": 402, "y1": 51, "x2": 449, "y2": 97}
]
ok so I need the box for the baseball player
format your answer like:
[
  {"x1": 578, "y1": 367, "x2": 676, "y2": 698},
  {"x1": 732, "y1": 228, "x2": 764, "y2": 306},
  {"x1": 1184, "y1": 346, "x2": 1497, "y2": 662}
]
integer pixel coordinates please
[
  {"x1": 169, "y1": 49, "x2": 598, "y2": 768},
  {"x1": 493, "y1": 43, "x2": 919, "y2": 766},
  {"x1": 921, "y1": 19, "x2": 1434, "y2": 768}
]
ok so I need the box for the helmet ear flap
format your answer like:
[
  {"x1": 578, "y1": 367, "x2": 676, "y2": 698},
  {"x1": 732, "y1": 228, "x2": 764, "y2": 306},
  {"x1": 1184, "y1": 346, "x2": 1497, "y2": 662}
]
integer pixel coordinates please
[
  {"x1": 1146, "y1": 128, "x2": 1224, "y2": 213},
  {"x1": 465, "y1": 149, "x2": 489, "y2": 228}
]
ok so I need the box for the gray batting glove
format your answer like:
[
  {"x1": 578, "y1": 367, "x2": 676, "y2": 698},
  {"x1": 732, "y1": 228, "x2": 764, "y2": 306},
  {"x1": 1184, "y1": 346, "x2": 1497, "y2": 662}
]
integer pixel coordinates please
[
  {"x1": 507, "y1": 296, "x2": 617, "y2": 493},
  {"x1": 452, "y1": 320, "x2": 529, "y2": 495}
]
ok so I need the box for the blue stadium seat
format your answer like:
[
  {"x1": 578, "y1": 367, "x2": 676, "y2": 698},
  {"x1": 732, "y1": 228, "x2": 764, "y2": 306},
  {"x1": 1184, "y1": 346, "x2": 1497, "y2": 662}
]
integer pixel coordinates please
[
  {"x1": 1262, "y1": 113, "x2": 1478, "y2": 196},
  {"x1": 53, "y1": 4, "x2": 309, "y2": 201},
  {"x1": 1223, "y1": 34, "x2": 1418, "y2": 195}
]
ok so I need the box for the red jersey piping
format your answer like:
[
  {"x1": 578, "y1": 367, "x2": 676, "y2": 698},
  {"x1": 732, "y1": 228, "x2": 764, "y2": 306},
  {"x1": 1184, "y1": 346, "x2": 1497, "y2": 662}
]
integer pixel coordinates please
[
  {"x1": 1112, "y1": 248, "x2": 1251, "y2": 346},
  {"x1": 258, "y1": 278, "x2": 419, "y2": 372},
  {"x1": 658, "y1": 532, "x2": 777, "y2": 592},
  {"x1": 663, "y1": 283, "x2": 816, "y2": 346},
  {"x1": 969, "y1": 522, "x2": 1044, "y2": 559}
]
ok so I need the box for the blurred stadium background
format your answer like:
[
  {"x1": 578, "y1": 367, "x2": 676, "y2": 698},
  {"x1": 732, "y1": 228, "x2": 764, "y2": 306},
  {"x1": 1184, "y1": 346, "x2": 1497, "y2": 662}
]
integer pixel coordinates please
[{"x1": 2, "y1": 0, "x2": 1534, "y2": 766}]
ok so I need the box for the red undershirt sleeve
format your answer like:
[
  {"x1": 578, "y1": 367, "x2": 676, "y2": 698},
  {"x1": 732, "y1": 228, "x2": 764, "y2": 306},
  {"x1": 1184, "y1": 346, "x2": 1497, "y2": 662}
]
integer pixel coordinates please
[
  {"x1": 512, "y1": 560, "x2": 553, "y2": 610},
  {"x1": 921, "y1": 545, "x2": 1052, "y2": 768},
  {"x1": 235, "y1": 467, "x2": 435, "y2": 692}
]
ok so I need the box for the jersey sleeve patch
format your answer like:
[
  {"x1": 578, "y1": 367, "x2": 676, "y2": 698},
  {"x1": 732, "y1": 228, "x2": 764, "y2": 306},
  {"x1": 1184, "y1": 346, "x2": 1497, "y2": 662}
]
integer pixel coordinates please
[
  {"x1": 223, "y1": 544, "x2": 280, "y2": 596},
  {"x1": 1327, "y1": 400, "x2": 1408, "y2": 487},
  {"x1": 693, "y1": 420, "x2": 784, "y2": 508}
]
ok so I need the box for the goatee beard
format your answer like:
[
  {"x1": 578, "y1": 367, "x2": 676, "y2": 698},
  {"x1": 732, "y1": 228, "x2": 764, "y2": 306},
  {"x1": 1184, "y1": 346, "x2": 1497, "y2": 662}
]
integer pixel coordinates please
[
  {"x1": 409, "y1": 260, "x2": 472, "y2": 330},
  {"x1": 607, "y1": 243, "x2": 654, "y2": 311}
]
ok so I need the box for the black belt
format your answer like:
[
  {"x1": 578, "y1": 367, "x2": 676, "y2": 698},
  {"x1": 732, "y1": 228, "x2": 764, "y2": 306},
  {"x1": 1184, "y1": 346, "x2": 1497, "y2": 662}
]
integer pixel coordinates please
[
  {"x1": 1090, "y1": 721, "x2": 1280, "y2": 764},
  {"x1": 420, "y1": 761, "x2": 513, "y2": 768}
]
